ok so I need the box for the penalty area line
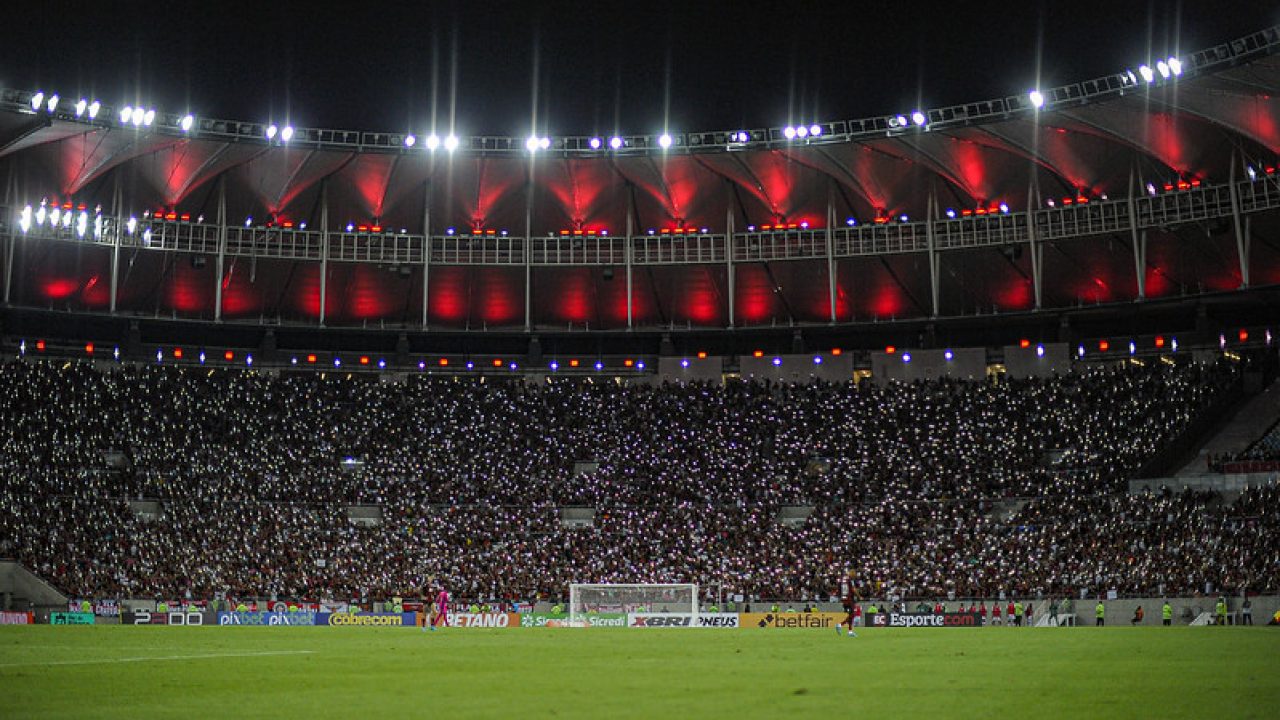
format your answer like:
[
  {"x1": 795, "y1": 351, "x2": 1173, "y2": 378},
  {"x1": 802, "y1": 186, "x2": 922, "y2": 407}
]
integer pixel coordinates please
[{"x1": 0, "y1": 650, "x2": 316, "y2": 668}]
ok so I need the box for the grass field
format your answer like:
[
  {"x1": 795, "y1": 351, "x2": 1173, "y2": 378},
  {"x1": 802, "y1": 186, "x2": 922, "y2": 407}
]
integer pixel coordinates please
[{"x1": 1, "y1": 626, "x2": 1277, "y2": 718}]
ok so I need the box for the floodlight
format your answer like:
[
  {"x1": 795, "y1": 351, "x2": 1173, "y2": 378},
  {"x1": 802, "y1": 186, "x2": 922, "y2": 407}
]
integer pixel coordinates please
[
  {"x1": 280, "y1": 125, "x2": 294, "y2": 141},
  {"x1": 1028, "y1": 90, "x2": 1045, "y2": 108},
  {"x1": 1138, "y1": 65, "x2": 1154, "y2": 83},
  {"x1": 88, "y1": 101, "x2": 100, "y2": 119},
  {"x1": 1167, "y1": 57, "x2": 1182, "y2": 76},
  {"x1": 404, "y1": 134, "x2": 416, "y2": 147},
  {"x1": 46, "y1": 94, "x2": 59, "y2": 112},
  {"x1": 143, "y1": 109, "x2": 155, "y2": 126},
  {"x1": 426, "y1": 134, "x2": 440, "y2": 151},
  {"x1": 1156, "y1": 61, "x2": 1170, "y2": 79},
  {"x1": 796, "y1": 125, "x2": 809, "y2": 138},
  {"x1": 809, "y1": 124, "x2": 822, "y2": 137},
  {"x1": 998, "y1": 202, "x2": 1009, "y2": 213},
  {"x1": 75, "y1": 99, "x2": 87, "y2": 117},
  {"x1": 911, "y1": 111, "x2": 926, "y2": 126},
  {"x1": 539, "y1": 137, "x2": 550, "y2": 150},
  {"x1": 609, "y1": 136, "x2": 624, "y2": 149},
  {"x1": 526, "y1": 136, "x2": 540, "y2": 152},
  {"x1": 30, "y1": 92, "x2": 44, "y2": 111},
  {"x1": 895, "y1": 115, "x2": 908, "y2": 127},
  {"x1": 658, "y1": 133, "x2": 672, "y2": 149},
  {"x1": 120, "y1": 106, "x2": 133, "y2": 123},
  {"x1": 588, "y1": 137, "x2": 602, "y2": 149},
  {"x1": 783, "y1": 126, "x2": 797, "y2": 139},
  {"x1": 266, "y1": 124, "x2": 278, "y2": 139},
  {"x1": 444, "y1": 134, "x2": 459, "y2": 151},
  {"x1": 131, "y1": 107, "x2": 145, "y2": 126},
  {"x1": 945, "y1": 208, "x2": 956, "y2": 218},
  {"x1": 180, "y1": 115, "x2": 194, "y2": 132}
]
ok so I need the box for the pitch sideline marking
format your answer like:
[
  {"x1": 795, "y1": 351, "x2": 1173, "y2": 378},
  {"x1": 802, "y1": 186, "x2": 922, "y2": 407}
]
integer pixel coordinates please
[{"x1": 0, "y1": 650, "x2": 315, "y2": 668}]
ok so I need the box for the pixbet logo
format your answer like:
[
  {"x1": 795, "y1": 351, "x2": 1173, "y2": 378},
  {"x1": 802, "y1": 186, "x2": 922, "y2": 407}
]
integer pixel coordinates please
[{"x1": 631, "y1": 616, "x2": 692, "y2": 627}]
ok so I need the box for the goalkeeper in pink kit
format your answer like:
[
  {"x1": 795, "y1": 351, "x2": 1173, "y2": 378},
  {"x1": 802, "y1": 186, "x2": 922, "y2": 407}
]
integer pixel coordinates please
[{"x1": 432, "y1": 587, "x2": 450, "y2": 628}]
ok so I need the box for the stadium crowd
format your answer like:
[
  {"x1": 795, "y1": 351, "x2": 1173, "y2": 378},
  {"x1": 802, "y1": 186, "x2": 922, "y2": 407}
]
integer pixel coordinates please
[{"x1": 1, "y1": 356, "x2": 1275, "y2": 604}]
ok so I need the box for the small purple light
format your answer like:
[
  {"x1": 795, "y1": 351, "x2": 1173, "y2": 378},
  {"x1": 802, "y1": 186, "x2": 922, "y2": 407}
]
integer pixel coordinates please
[{"x1": 772, "y1": 357, "x2": 782, "y2": 366}]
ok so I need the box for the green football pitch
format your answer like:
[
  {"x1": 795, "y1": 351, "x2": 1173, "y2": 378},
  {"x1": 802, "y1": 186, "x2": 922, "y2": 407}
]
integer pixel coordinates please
[{"x1": 1, "y1": 626, "x2": 1276, "y2": 718}]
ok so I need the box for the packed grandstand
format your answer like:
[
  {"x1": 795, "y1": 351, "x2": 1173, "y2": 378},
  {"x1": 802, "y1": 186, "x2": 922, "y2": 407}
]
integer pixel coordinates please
[
  {"x1": 0, "y1": 22, "x2": 1278, "y2": 619},
  {"x1": 1, "y1": 356, "x2": 1275, "y2": 606}
]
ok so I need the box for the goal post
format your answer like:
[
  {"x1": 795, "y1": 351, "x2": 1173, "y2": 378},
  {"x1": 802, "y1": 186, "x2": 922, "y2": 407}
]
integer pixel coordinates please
[{"x1": 568, "y1": 583, "x2": 698, "y2": 625}]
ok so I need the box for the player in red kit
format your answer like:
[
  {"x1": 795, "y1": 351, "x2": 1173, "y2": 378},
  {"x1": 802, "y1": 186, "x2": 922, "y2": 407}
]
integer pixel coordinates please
[{"x1": 836, "y1": 571, "x2": 858, "y2": 637}]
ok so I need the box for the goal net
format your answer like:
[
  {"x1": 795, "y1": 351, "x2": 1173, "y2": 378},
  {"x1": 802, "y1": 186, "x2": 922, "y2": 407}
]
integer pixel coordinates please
[{"x1": 568, "y1": 583, "x2": 698, "y2": 625}]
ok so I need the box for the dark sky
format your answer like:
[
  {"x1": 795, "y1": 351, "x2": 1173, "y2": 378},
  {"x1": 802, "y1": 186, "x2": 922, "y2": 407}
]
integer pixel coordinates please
[{"x1": 2, "y1": 1, "x2": 1276, "y2": 137}]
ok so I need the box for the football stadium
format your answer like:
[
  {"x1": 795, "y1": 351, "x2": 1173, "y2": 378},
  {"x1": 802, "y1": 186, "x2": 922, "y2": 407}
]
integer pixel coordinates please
[{"x1": 1, "y1": 4, "x2": 1279, "y2": 718}]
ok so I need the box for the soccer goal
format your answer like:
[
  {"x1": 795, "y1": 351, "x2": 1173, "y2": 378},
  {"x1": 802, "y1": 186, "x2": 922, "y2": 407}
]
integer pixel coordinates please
[{"x1": 568, "y1": 583, "x2": 699, "y2": 625}]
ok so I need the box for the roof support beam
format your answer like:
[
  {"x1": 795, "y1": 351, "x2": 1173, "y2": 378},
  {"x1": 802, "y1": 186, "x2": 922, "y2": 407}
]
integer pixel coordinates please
[
  {"x1": 108, "y1": 172, "x2": 122, "y2": 313},
  {"x1": 214, "y1": 176, "x2": 226, "y2": 321},
  {"x1": 1028, "y1": 183, "x2": 1043, "y2": 310},
  {"x1": 726, "y1": 184, "x2": 735, "y2": 329},
  {"x1": 925, "y1": 193, "x2": 939, "y2": 317},
  {"x1": 319, "y1": 183, "x2": 329, "y2": 327},
  {"x1": 421, "y1": 181, "x2": 431, "y2": 329},
  {"x1": 1229, "y1": 157, "x2": 1250, "y2": 288},
  {"x1": 826, "y1": 184, "x2": 837, "y2": 323},
  {"x1": 1128, "y1": 170, "x2": 1146, "y2": 300}
]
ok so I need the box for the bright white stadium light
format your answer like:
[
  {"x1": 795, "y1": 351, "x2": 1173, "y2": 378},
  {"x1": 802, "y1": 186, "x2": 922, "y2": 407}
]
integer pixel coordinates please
[
  {"x1": 539, "y1": 137, "x2": 550, "y2": 150},
  {"x1": 425, "y1": 134, "x2": 440, "y2": 151},
  {"x1": 809, "y1": 124, "x2": 822, "y2": 137},
  {"x1": 999, "y1": 202, "x2": 1009, "y2": 213},
  {"x1": 126, "y1": 217, "x2": 137, "y2": 234},
  {"x1": 180, "y1": 114, "x2": 194, "y2": 132},
  {"x1": 18, "y1": 206, "x2": 32, "y2": 233},
  {"x1": 88, "y1": 101, "x2": 100, "y2": 119},
  {"x1": 36, "y1": 205, "x2": 46, "y2": 226},
  {"x1": 75, "y1": 99, "x2": 88, "y2": 117},
  {"x1": 76, "y1": 211, "x2": 88, "y2": 238},
  {"x1": 443, "y1": 134, "x2": 459, "y2": 152},
  {"x1": 1138, "y1": 65, "x2": 1154, "y2": 83},
  {"x1": 658, "y1": 133, "x2": 673, "y2": 149},
  {"x1": 30, "y1": 92, "x2": 44, "y2": 111},
  {"x1": 403, "y1": 134, "x2": 416, "y2": 147},
  {"x1": 945, "y1": 208, "x2": 956, "y2": 218},
  {"x1": 266, "y1": 124, "x2": 278, "y2": 139},
  {"x1": 1029, "y1": 90, "x2": 1045, "y2": 109},
  {"x1": 796, "y1": 125, "x2": 809, "y2": 138},
  {"x1": 143, "y1": 109, "x2": 155, "y2": 126},
  {"x1": 62, "y1": 210, "x2": 72, "y2": 228},
  {"x1": 1168, "y1": 57, "x2": 1182, "y2": 76},
  {"x1": 783, "y1": 126, "x2": 797, "y2": 139},
  {"x1": 280, "y1": 125, "x2": 294, "y2": 142},
  {"x1": 1156, "y1": 61, "x2": 1170, "y2": 79},
  {"x1": 50, "y1": 207, "x2": 61, "y2": 226},
  {"x1": 131, "y1": 107, "x2": 145, "y2": 126},
  {"x1": 588, "y1": 137, "x2": 602, "y2": 149},
  {"x1": 609, "y1": 136, "x2": 624, "y2": 149},
  {"x1": 526, "y1": 136, "x2": 540, "y2": 152},
  {"x1": 911, "y1": 111, "x2": 926, "y2": 126},
  {"x1": 895, "y1": 114, "x2": 908, "y2": 127},
  {"x1": 47, "y1": 94, "x2": 59, "y2": 112}
]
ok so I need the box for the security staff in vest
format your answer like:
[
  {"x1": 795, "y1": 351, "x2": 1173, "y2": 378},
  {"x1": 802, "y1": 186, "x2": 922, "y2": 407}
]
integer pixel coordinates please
[
  {"x1": 866, "y1": 603, "x2": 877, "y2": 625},
  {"x1": 1162, "y1": 600, "x2": 1172, "y2": 626},
  {"x1": 1095, "y1": 600, "x2": 1105, "y2": 627},
  {"x1": 1215, "y1": 597, "x2": 1228, "y2": 626},
  {"x1": 80, "y1": 599, "x2": 92, "y2": 615}
]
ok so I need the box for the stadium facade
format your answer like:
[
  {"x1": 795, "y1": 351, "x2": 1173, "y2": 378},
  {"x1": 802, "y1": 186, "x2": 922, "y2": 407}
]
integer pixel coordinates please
[{"x1": 1, "y1": 26, "x2": 1278, "y2": 362}]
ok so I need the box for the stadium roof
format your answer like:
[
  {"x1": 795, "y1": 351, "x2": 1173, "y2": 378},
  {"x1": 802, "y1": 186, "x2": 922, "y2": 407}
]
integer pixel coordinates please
[{"x1": 1, "y1": 26, "x2": 1278, "y2": 334}]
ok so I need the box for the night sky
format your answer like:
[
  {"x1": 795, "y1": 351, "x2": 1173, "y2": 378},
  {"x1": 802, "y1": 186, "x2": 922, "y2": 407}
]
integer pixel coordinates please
[{"x1": 2, "y1": 1, "x2": 1276, "y2": 137}]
